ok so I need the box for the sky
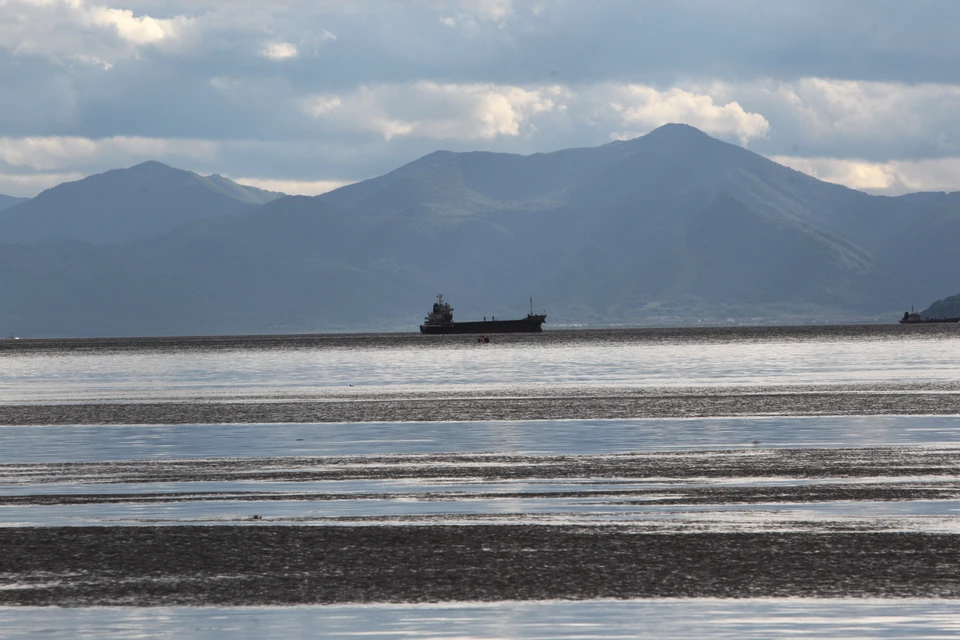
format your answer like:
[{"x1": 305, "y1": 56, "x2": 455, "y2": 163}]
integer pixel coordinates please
[{"x1": 2, "y1": 0, "x2": 960, "y2": 197}]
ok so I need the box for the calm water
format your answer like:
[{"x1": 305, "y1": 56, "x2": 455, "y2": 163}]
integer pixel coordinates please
[
  {"x1": 2, "y1": 326, "x2": 959, "y2": 403},
  {"x1": 3, "y1": 600, "x2": 960, "y2": 639},
  {"x1": 4, "y1": 415, "x2": 960, "y2": 463},
  {"x1": 3, "y1": 326, "x2": 960, "y2": 637}
]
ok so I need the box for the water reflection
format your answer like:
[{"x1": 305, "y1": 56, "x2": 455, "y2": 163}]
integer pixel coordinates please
[
  {"x1": 2, "y1": 416, "x2": 960, "y2": 463},
  {"x1": 2, "y1": 599, "x2": 960, "y2": 639},
  {"x1": 2, "y1": 329, "x2": 960, "y2": 403},
  {"x1": 5, "y1": 494, "x2": 960, "y2": 529}
]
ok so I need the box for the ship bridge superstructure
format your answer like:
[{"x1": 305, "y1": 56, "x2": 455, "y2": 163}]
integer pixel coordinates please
[{"x1": 424, "y1": 295, "x2": 454, "y2": 327}]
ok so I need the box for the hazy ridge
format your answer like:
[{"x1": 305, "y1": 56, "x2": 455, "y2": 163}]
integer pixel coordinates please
[
  {"x1": 0, "y1": 194, "x2": 29, "y2": 212},
  {"x1": 0, "y1": 162, "x2": 283, "y2": 245}
]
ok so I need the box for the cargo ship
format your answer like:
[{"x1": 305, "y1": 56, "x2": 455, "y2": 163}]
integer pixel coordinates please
[{"x1": 420, "y1": 295, "x2": 546, "y2": 334}]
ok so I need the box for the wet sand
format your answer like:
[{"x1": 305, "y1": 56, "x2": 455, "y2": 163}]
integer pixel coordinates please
[
  {"x1": 6, "y1": 483, "x2": 960, "y2": 508},
  {"x1": 2, "y1": 526, "x2": 959, "y2": 605},
  {"x1": 5, "y1": 446, "x2": 960, "y2": 484},
  {"x1": 4, "y1": 383, "x2": 960, "y2": 425}
]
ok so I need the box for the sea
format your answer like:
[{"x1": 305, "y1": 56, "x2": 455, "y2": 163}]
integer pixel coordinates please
[{"x1": 2, "y1": 324, "x2": 960, "y2": 638}]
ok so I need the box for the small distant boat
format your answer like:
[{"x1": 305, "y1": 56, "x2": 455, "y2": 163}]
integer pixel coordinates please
[
  {"x1": 5, "y1": 333, "x2": 20, "y2": 340},
  {"x1": 900, "y1": 311, "x2": 960, "y2": 324},
  {"x1": 420, "y1": 295, "x2": 546, "y2": 334}
]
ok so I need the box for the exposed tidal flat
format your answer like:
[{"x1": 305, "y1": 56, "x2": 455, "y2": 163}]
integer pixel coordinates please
[{"x1": 3, "y1": 325, "x2": 960, "y2": 636}]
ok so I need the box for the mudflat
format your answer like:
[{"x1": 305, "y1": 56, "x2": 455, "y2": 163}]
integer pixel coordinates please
[
  {"x1": 3, "y1": 383, "x2": 960, "y2": 425},
  {"x1": 3, "y1": 526, "x2": 959, "y2": 605}
]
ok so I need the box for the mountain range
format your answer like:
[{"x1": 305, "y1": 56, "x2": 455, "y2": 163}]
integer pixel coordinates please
[{"x1": 2, "y1": 123, "x2": 958, "y2": 337}]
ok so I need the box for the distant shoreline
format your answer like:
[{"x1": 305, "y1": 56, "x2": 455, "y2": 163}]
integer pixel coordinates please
[{"x1": 2, "y1": 321, "x2": 956, "y2": 350}]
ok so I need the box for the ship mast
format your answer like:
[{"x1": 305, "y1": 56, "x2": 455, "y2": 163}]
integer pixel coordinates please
[{"x1": 530, "y1": 297, "x2": 533, "y2": 315}]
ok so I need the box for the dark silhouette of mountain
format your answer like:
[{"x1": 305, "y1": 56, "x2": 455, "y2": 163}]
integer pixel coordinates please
[
  {"x1": 0, "y1": 162, "x2": 284, "y2": 245},
  {"x1": 0, "y1": 194, "x2": 29, "y2": 212},
  {"x1": 321, "y1": 124, "x2": 866, "y2": 229},
  {"x1": 2, "y1": 124, "x2": 960, "y2": 336},
  {"x1": 923, "y1": 293, "x2": 960, "y2": 320},
  {"x1": 315, "y1": 123, "x2": 907, "y2": 309}
]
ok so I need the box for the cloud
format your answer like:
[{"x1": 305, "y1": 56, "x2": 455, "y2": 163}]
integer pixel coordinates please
[
  {"x1": 298, "y1": 81, "x2": 769, "y2": 146},
  {"x1": 83, "y1": 5, "x2": 186, "y2": 45},
  {"x1": 261, "y1": 41, "x2": 298, "y2": 61},
  {"x1": 705, "y1": 77, "x2": 960, "y2": 161},
  {"x1": 0, "y1": 136, "x2": 218, "y2": 171},
  {"x1": 232, "y1": 177, "x2": 353, "y2": 196},
  {"x1": 604, "y1": 85, "x2": 770, "y2": 145},
  {"x1": 0, "y1": 171, "x2": 85, "y2": 197},
  {"x1": 771, "y1": 155, "x2": 960, "y2": 195},
  {"x1": 0, "y1": 0, "x2": 193, "y2": 65},
  {"x1": 300, "y1": 82, "x2": 563, "y2": 141},
  {"x1": 774, "y1": 78, "x2": 960, "y2": 143}
]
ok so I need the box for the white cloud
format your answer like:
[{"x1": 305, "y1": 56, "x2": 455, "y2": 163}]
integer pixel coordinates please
[
  {"x1": 0, "y1": 136, "x2": 218, "y2": 171},
  {"x1": 232, "y1": 177, "x2": 352, "y2": 196},
  {"x1": 771, "y1": 155, "x2": 960, "y2": 195},
  {"x1": 300, "y1": 82, "x2": 564, "y2": 141},
  {"x1": 298, "y1": 81, "x2": 769, "y2": 145},
  {"x1": 301, "y1": 95, "x2": 342, "y2": 117},
  {"x1": 769, "y1": 156, "x2": 897, "y2": 192},
  {"x1": 260, "y1": 40, "x2": 298, "y2": 60},
  {"x1": 605, "y1": 85, "x2": 770, "y2": 145},
  {"x1": 766, "y1": 78, "x2": 957, "y2": 140},
  {"x1": 0, "y1": 171, "x2": 85, "y2": 197},
  {"x1": 698, "y1": 77, "x2": 960, "y2": 160},
  {"x1": 0, "y1": 0, "x2": 193, "y2": 64},
  {"x1": 83, "y1": 5, "x2": 186, "y2": 45}
]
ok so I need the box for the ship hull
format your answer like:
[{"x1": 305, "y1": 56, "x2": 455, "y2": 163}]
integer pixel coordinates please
[
  {"x1": 900, "y1": 317, "x2": 960, "y2": 324},
  {"x1": 420, "y1": 316, "x2": 545, "y2": 334}
]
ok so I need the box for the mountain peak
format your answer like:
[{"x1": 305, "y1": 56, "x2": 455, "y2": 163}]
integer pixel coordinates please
[
  {"x1": 125, "y1": 160, "x2": 181, "y2": 174},
  {"x1": 649, "y1": 122, "x2": 708, "y2": 134},
  {"x1": 0, "y1": 161, "x2": 284, "y2": 245},
  {"x1": 640, "y1": 123, "x2": 717, "y2": 143},
  {"x1": 96, "y1": 160, "x2": 193, "y2": 186}
]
